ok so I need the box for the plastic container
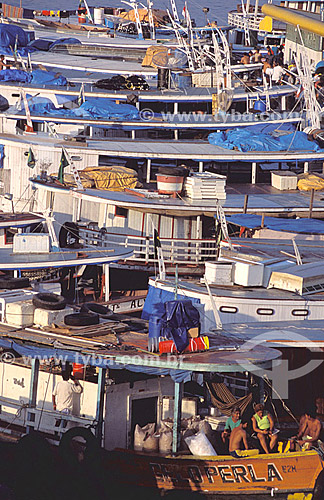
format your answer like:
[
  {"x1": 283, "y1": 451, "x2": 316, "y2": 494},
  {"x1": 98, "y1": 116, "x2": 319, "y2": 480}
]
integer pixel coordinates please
[
  {"x1": 78, "y1": 8, "x2": 86, "y2": 23},
  {"x1": 94, "y1": 7, "x2": 104, "y2": 24},
  {"x1": 159, "y1": 336, "x2": 209, "y2": 354},
  {"x1": 253, "y1": 99, "x2": 266, "y2": 112},
  {"x1": 156, "y1": 175, "x2": 184, "y2": 195},
  {"x1": 73, "y1": 363, "x2": 84, "y2": 375}
]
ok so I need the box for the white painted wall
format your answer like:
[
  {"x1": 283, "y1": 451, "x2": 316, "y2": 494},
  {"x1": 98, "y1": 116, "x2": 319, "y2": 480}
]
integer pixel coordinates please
[{"x1": 0, "y1": 363, "x2": 97, "y2": 432}]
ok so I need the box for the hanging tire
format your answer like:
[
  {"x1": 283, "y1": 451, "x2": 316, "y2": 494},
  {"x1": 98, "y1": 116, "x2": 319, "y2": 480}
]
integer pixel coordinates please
[
  {"x1": 313, "y1": 469, "x2": 324, "y2": 500},
  {"x1": 59, "y1": 426, "x2": 99, "y2": 465},
  {"x1": 0, "y1": 276, "x2": 30, "y2": 289},
  {"x1": 59, "y1": 222, "x2": 80, "y2": 248},
  {"x1": 64, "y1": 312, "x2": 99, "y2": 326},
  {"x1": 33, "y1": 292, "x2": 66, "y2": 311},
  {"x1": 81, "y1": 302, "x2": 111, "y2": 316}
]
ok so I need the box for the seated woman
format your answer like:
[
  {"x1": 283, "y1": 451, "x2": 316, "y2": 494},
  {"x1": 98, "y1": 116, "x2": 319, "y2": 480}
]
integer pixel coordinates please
[
  {"x1": 252, "y1": 403, "x2": 278, "y2": 453},
  {"x1": 221, "y1": 407, "x2": 241, "y2": 445}
]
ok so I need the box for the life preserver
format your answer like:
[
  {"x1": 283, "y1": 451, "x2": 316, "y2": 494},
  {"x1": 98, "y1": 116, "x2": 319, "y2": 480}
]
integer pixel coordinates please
[
  {"x1": 32, "y1": 292, "x2": 66, "y2": 311},
  {"x1": 59, "y1": 222, "x2": 80, "y2": 248},
  {"x1": 0, "y1": 276, "x2": 30, "y2": 289},
  {"x1": 64, "y1": 312, "x2": 99, "y2": 326}
]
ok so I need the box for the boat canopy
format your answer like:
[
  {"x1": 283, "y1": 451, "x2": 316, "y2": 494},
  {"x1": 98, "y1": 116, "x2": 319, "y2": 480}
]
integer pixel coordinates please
[
  {"x1": 227, "y1": 214, "x2": 324, "y2": 234},
  {"x1": 0, "y1": 337, "x2": 191, "y2": 383},
  {"x1": 208, "y1": 123, "x2": 324, "y2": 153}
]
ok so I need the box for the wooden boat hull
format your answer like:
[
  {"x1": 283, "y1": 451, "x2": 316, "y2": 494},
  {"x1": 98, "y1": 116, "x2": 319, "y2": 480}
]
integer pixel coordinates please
[{"x1": 104, "y1": 449, "x2": 324, "y2": 498}]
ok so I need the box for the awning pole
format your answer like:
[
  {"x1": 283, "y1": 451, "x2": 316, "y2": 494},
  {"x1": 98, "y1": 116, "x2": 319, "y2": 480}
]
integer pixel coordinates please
[
  {"x1": 172, "y1": 381, "x2": 183, "y2": 454},
  {"x1": 95, "y1": 368, "x2": 106, "y2": 443},
  {"x1": 27, "y1": 358, "x2": 40, "y2": 433}
]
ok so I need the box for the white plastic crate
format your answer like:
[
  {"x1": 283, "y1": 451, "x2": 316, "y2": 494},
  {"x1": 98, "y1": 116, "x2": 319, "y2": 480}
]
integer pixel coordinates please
[{"x1": 13, "y1": 233, "x2": 51, "y2": 253}]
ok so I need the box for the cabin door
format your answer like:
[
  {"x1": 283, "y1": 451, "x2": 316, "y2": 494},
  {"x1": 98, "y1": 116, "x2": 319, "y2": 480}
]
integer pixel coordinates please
[{"x1": 130, "y1": 396, "x2": 158, "y2": 446}]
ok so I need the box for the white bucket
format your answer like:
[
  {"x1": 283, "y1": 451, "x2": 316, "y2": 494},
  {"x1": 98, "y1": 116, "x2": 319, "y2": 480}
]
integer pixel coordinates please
[{"x1": 94, "y1": 7, "x2": 104, "y2": 25}]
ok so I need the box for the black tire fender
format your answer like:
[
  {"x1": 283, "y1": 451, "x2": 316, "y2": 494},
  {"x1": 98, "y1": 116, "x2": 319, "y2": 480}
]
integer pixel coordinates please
[
  {"x1": 0, "y1": 276, "x2": 30, "y2": 289},
  {"x1": 81, "y1": 302, "x2": 111, "y2": 316},
  {"x1": 59, "y1": 222, "x2": 80, "y2": 248},
  {"x1": 33, "y1": 292, "x2": 66, "y2": 311},
  {"x1": 64, "y1": 312, "x2": 99, "y2": 326},
  {"x1": 59, "y1": 426, "x2": 99, "y2": 465},
  {"x1": 313, "y1": 469, "x2": 324, "y2": 500}
]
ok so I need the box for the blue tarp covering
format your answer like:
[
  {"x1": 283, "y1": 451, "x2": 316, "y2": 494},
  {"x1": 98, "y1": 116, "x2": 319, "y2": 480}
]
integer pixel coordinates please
[
  {"x1": 227, "y1": 214, "x2": 324, "y2": 234},
  {"x1": 142, "y1": 285, "x2": 200, "y2": 320},
  {"x1": 0, "y1": 338, "x2": 191, "y2": 383},
  {"x1": 71, "y1": 97, "x2": 139, "y2": 120},
  {"x1": 23, "y1": 96, "x2": 140, "y2": 120},
  {"x1": 0, "y1": 24, "x2": 28, "y2": 48},
  {"x1": 0, "y1": 69, "x2": 32, "y2": 83},
  {"x1": 164, "y1": 300, "x2": 200, "y2": 353},
  {"x1": 31, "y1": 69, "x2": 67, "y2": 86},
  {"x1": 49, "y1": 38, "x2": 81, "y2": 49},
  {"x1": 0, "y1": 69, "x2": 67, "y2": 86},
  {"x1": 208, "y1": 123, "x2": 324, "y2": 153}
]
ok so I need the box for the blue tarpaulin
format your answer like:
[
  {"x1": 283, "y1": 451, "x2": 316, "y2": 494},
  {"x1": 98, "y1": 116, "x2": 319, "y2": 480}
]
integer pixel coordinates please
[
  {"x1": 0, "y1": 24, "x2": 28, "y2": 48},
  {"x1": 23, "y1": 95, "x2": 140, "y2": 120},
  {"x1": 208, "y1": 123, "x2": 324, "y2": 153},
  {"x1": 31, "y1": 69, "x2": 67, "y2": 86},
  {"x1": 142, "y1": 285, "x2": 200, "y2": 320},
  {"x1": 0, "y1": 69, "x2": 67, "y2": 86},
  {"x1": 164, "y1": 300, "x2": 201, "y2": 353},
  {"x1": 0, "y1": 69, "x2": 32, "y2": 83},
  {"x1": 49, "y1": 38, "x2": 81, "y2": 49},
  {"x1": 227, "y1": 214, "x2": 324, "y2": 234}
]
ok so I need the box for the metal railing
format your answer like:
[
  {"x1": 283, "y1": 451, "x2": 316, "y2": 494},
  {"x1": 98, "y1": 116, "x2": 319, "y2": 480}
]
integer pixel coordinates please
[
  {"x1": 0, "y1": 396, "x2": 95, "y2": 438},
  {"x1": 79, "y1": 226, "x2": 218, "y2": 265}
]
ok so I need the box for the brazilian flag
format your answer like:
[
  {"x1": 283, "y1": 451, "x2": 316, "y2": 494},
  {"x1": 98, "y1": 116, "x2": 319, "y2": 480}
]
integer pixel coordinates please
[
  {"x1": 57, "y1": 149, "x2": 69, "y2": 184},
  {"x1": 27, "y1": 147, "x2": 35, "y2": 168}
]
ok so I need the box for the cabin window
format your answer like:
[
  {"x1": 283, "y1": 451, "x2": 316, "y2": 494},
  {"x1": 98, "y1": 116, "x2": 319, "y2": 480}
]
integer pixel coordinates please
[
  {"x1": 114, "y1": 207, "x2": 128, "y2": 218},
  {"x1": 291, "y1": 309, "x2": 309, "y2": 317},
  {"x1": 256, "y1": 308, "x2": 274, "y2": 316},
  {"x1": 219, "y1": 306, "x2": 238, "y2": 314}
]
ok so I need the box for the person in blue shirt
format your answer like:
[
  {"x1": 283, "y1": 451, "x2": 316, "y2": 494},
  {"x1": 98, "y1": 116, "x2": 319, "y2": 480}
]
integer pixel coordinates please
[{"x1": 222, "y1": 407, "x2": 241, "y2": 444}]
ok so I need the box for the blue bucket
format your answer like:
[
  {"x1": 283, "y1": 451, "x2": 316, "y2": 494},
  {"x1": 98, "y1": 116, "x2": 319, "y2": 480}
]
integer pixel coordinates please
[{"x1": 253, "y1": 99, "x2": 266, "y2": 112}]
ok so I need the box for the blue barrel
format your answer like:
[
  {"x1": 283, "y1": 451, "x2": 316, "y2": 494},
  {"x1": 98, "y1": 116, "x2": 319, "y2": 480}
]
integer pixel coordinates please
[{"x1": 253, "y1": 99, "x2": 266, "y2": 112}]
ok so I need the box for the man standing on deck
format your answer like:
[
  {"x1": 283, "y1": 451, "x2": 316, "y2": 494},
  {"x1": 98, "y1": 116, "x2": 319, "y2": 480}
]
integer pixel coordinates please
[{"x1": 52, "y1": 371, "x2": 83, "y2": 427}]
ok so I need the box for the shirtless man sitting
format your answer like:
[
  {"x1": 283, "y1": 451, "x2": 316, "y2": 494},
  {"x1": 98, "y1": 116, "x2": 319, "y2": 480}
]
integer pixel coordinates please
[
  {"x1": 294, "y1": 410, "x2": 321, "y2": 450},
  {"x1": 229, "y1": 418, "x2": 249, "y2": 458}
]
